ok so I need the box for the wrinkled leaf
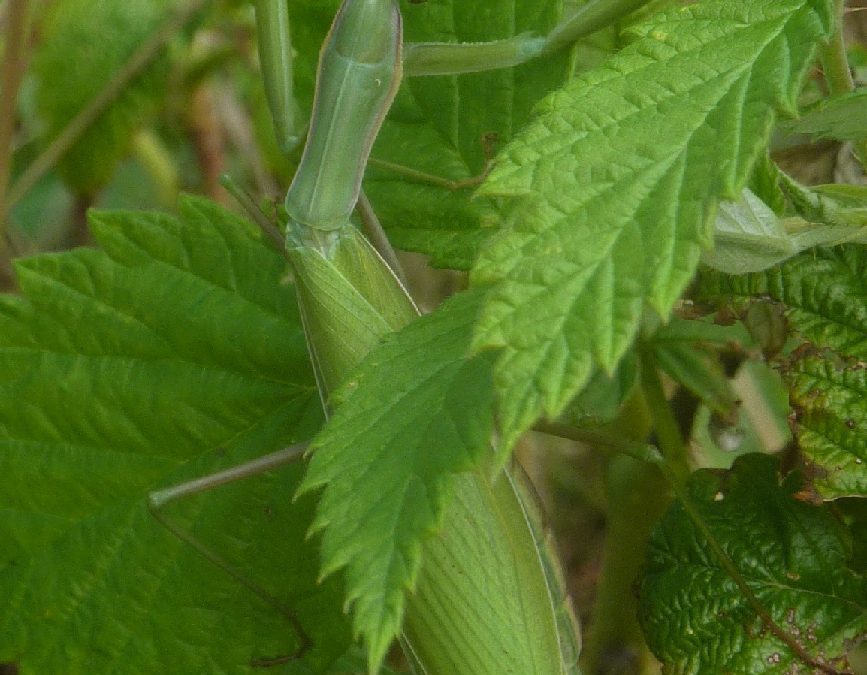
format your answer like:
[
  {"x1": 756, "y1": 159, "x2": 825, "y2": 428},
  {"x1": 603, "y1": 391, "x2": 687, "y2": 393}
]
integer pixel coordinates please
[
  {"x1": 639, "y1": 454, "x2": 867, "y2": 674},
  {"x1": 787, "y1": 355, "x2": 867, "y2": 499},
  {"x1": 698, "y1": 245, "x2": 867, "y2": 359},
  {"x1": 699, "y1": 245, "x2": 867, "y2": 497},
  {"x1": 471, "y1": 0, "x2": 834, "y2": 447}
]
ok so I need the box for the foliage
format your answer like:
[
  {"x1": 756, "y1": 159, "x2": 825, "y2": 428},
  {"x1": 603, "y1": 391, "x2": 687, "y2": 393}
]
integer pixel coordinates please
[
  {"x1": 639, "y1": 454, "x2": 866, "y2": 674},
  {"x1": 1, "y1": 0, "x2": 866, "y2": 673}
]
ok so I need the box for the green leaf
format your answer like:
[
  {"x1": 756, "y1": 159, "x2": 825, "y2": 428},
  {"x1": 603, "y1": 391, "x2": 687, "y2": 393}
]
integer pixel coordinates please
[
  {"x1": 471, "y1": 0, "x2": 834, "y2": 448},
  {"x1": 780, "y1": 87, "x2": 867, "y2": 141},
  {"x1": 365, "y1": 0, "x2": 573, "y2": 269},
  {"x1": 787, "y1": 354, "x2": 867, "y2": 498},
  {"x1": 299, "y1": 289, "x2": 497, "y2": 667},
  {"x1": 698, "y1": 245, "x2": 867, "y2": 497},
  {"x1": 702, "y1": 188, "x2": 798, "y2": 274},
  {"x1": 0, "y1": 198, "x2": 355, "y2": 673},
  {"x1": 698, "y1": 245, "x2": 867, "y2": 359},
  {"x1": 639, "y1": 454, "x2": 867, "y2": 674},
  {"x1": 33, "y1": 0, "x2": 174, "y2": 193}
]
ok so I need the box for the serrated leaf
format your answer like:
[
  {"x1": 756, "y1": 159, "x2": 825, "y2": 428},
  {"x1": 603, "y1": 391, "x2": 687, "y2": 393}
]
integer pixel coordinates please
[
  {"x1": 780, "y1": 88, "x2": 867, "y2": 141},
  {"x1": 298, "y1": 290, "x2": 496, "y2": 668},
  {"x1": 0, "y1": 198, "x2": 355, "y2": 673},
  {"x1": 698, "y1": 246, "x2": 867, "y2": 497},
  {"x1": 639, "y1": 453, "x2": 867, "y2": 674},
  {"x1": 787, "y1": 355, "x2": 867, "y2": 498},
  {"x1": 471, "y1": 0, "x2": 834, "y2": 448},
  {"x1": 33, "y1": 0, "x2": 174, "y2": 193},
  {"x1": 698, "y1": 245, "x2": 867, "y2": 359}
]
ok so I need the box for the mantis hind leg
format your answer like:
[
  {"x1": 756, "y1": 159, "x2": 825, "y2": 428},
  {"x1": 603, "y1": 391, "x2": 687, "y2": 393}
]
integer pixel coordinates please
[
  {"x1": 367, "y1": 131, "x2": 498, "y2": 191},
  {"x1": 147, "y1": 443, "x2": 312, "y2": 666}
]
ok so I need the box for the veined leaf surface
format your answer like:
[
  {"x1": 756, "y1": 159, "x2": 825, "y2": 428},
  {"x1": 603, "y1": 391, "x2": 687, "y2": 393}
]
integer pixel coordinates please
[
  {"x1": 0, "y1": 198, "x2": 355, "y2": 673},
  {"x1": 639, "y1": 454, "x2": 867, "y2": 673},
  {"x1": 699, "y1": 245, "x2": 867, "y2": 498},
  {"x1": 471, "y1": 0, "x2": 834, "y2": 447}
]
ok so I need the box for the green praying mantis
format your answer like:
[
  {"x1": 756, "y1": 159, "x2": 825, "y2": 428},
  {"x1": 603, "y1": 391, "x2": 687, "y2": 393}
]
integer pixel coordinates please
[{"x1": 151, "y1": 0, "x2": 655, "y2": 672}]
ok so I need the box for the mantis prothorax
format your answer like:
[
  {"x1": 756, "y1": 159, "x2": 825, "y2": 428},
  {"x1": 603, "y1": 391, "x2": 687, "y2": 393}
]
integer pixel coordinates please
[{"x1": 153, "y1": 0, "x2": 655, "y2": 671}]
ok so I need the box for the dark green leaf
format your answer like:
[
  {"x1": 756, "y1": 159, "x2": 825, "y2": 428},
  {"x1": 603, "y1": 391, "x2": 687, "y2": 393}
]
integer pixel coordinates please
[
  {"x1": 788, "y1": 355, "x2": 867, "y2": 498},
  {"x1": 639, "y1": 454, "x2": 867, "y2": 674},
  {"x1": 699, "y1": 245, "x2": 867, "y2": 497},
  {"x1": 366, "y1": 0, "x2": 573, "y2": 269}
]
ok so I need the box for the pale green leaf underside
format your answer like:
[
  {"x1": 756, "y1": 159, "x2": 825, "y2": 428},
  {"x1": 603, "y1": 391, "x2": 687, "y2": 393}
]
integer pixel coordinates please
[
  {"x1": 0, "y1": 199, "x2": 354, "y2": 673},
  {"x1": 698, "y1": 245, "x2": 867, "y2": 498},
  {"x1": 299, "y1": 290, "x2": 496, "y2": 667},
  {"x1": 703, "y1": 188, "x2": 867, "y2": 274},
  {"x1": 471, "y1": 0, "x2": 833, "y2": 447},
  {"x1": 639, "y1": 454, "x2": 867, "y2": 674}
]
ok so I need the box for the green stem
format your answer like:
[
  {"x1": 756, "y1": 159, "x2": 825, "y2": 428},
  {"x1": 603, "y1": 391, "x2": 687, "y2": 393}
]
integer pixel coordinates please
[
  {"x1": 581, "y1": 455, "x2": 671, "y2": 675},
  {"x1": 821, "y1": 0, "x2": 867, "y2": 170},
  {"x1": 638, "y1": 342, "x2": 690, "y2": 485},
  {"x1": 0, "y1": 0, "x2": 30, "y2": 247},
  {"x1": 3, "y1": 0, "x2": 206, "y2": 214},
  {"x1": 533, "y1": 419, "x2": 663, "y2": 465},
  {"x1": 131, "y1": 129, "x2": 180, "y2": 208}
]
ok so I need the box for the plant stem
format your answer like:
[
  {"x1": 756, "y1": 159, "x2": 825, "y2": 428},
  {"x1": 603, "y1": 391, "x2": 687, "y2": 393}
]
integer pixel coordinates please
[
  {"x1": 638, "y1": 342, "x2": 690, "y2": 485},
  {"x1": 556, "y1": 389, "x2": 663, "y2": 674},
  {"x1": 822, "y1": 0, "x2": 867, "y2": 170},
  {"x1": 3, "y1": 0, "x2": 206, "y2": 216},
  {"x1": 581, "y1": 455, "x2": 670, "y2": 675},
  {"x1": 533, "y1": 419, "x2": 663, "y2": 465},
  {"x1": 0, "y1": 0, "x2": 30, "y2": 269}
]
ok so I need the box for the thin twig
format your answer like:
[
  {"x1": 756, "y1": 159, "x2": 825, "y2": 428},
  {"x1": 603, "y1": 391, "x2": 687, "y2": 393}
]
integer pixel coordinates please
[
  {"x1": 219, "y1": 173, "x2": 286, "y2": 252},
  {"x1": 0, "y1": 0, "x2": 31, "y2": 242},
  {"x1": 4, "y1": 0, "x2": 208, "y2": 214}
]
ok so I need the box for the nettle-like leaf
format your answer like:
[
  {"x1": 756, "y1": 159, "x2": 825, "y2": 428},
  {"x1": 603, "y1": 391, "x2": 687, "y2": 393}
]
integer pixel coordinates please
[
  {"x1": 471, "y1": 0, "x2": 834, "y2": 448},
  {"x1": 365, "y1": 0, "x2": 573, "y2": 269},
  {"x1": 698, "y1": 245, "x2": 867, "y2": 498},
  {"x1": 299, "y1": 290, "x2": 496, "y2": 666},
  {"x1": 34, "y1": 0, "x2": 174, "y2": 193},
  {"x1": 787, "y1": 355, "x2": 867, "y2": 499},
  {"x1": 639, "y1": 453, "x2": 867, "y2": 674},
  {"x1": 0, "y1": 198, "x2": 357, "y2": 673}
]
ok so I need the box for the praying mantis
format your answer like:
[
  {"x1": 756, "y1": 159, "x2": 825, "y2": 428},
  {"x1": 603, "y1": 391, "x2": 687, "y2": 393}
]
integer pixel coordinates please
[{"x1": 152, "y1": 0, "x2": 655, "y2": 672}]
